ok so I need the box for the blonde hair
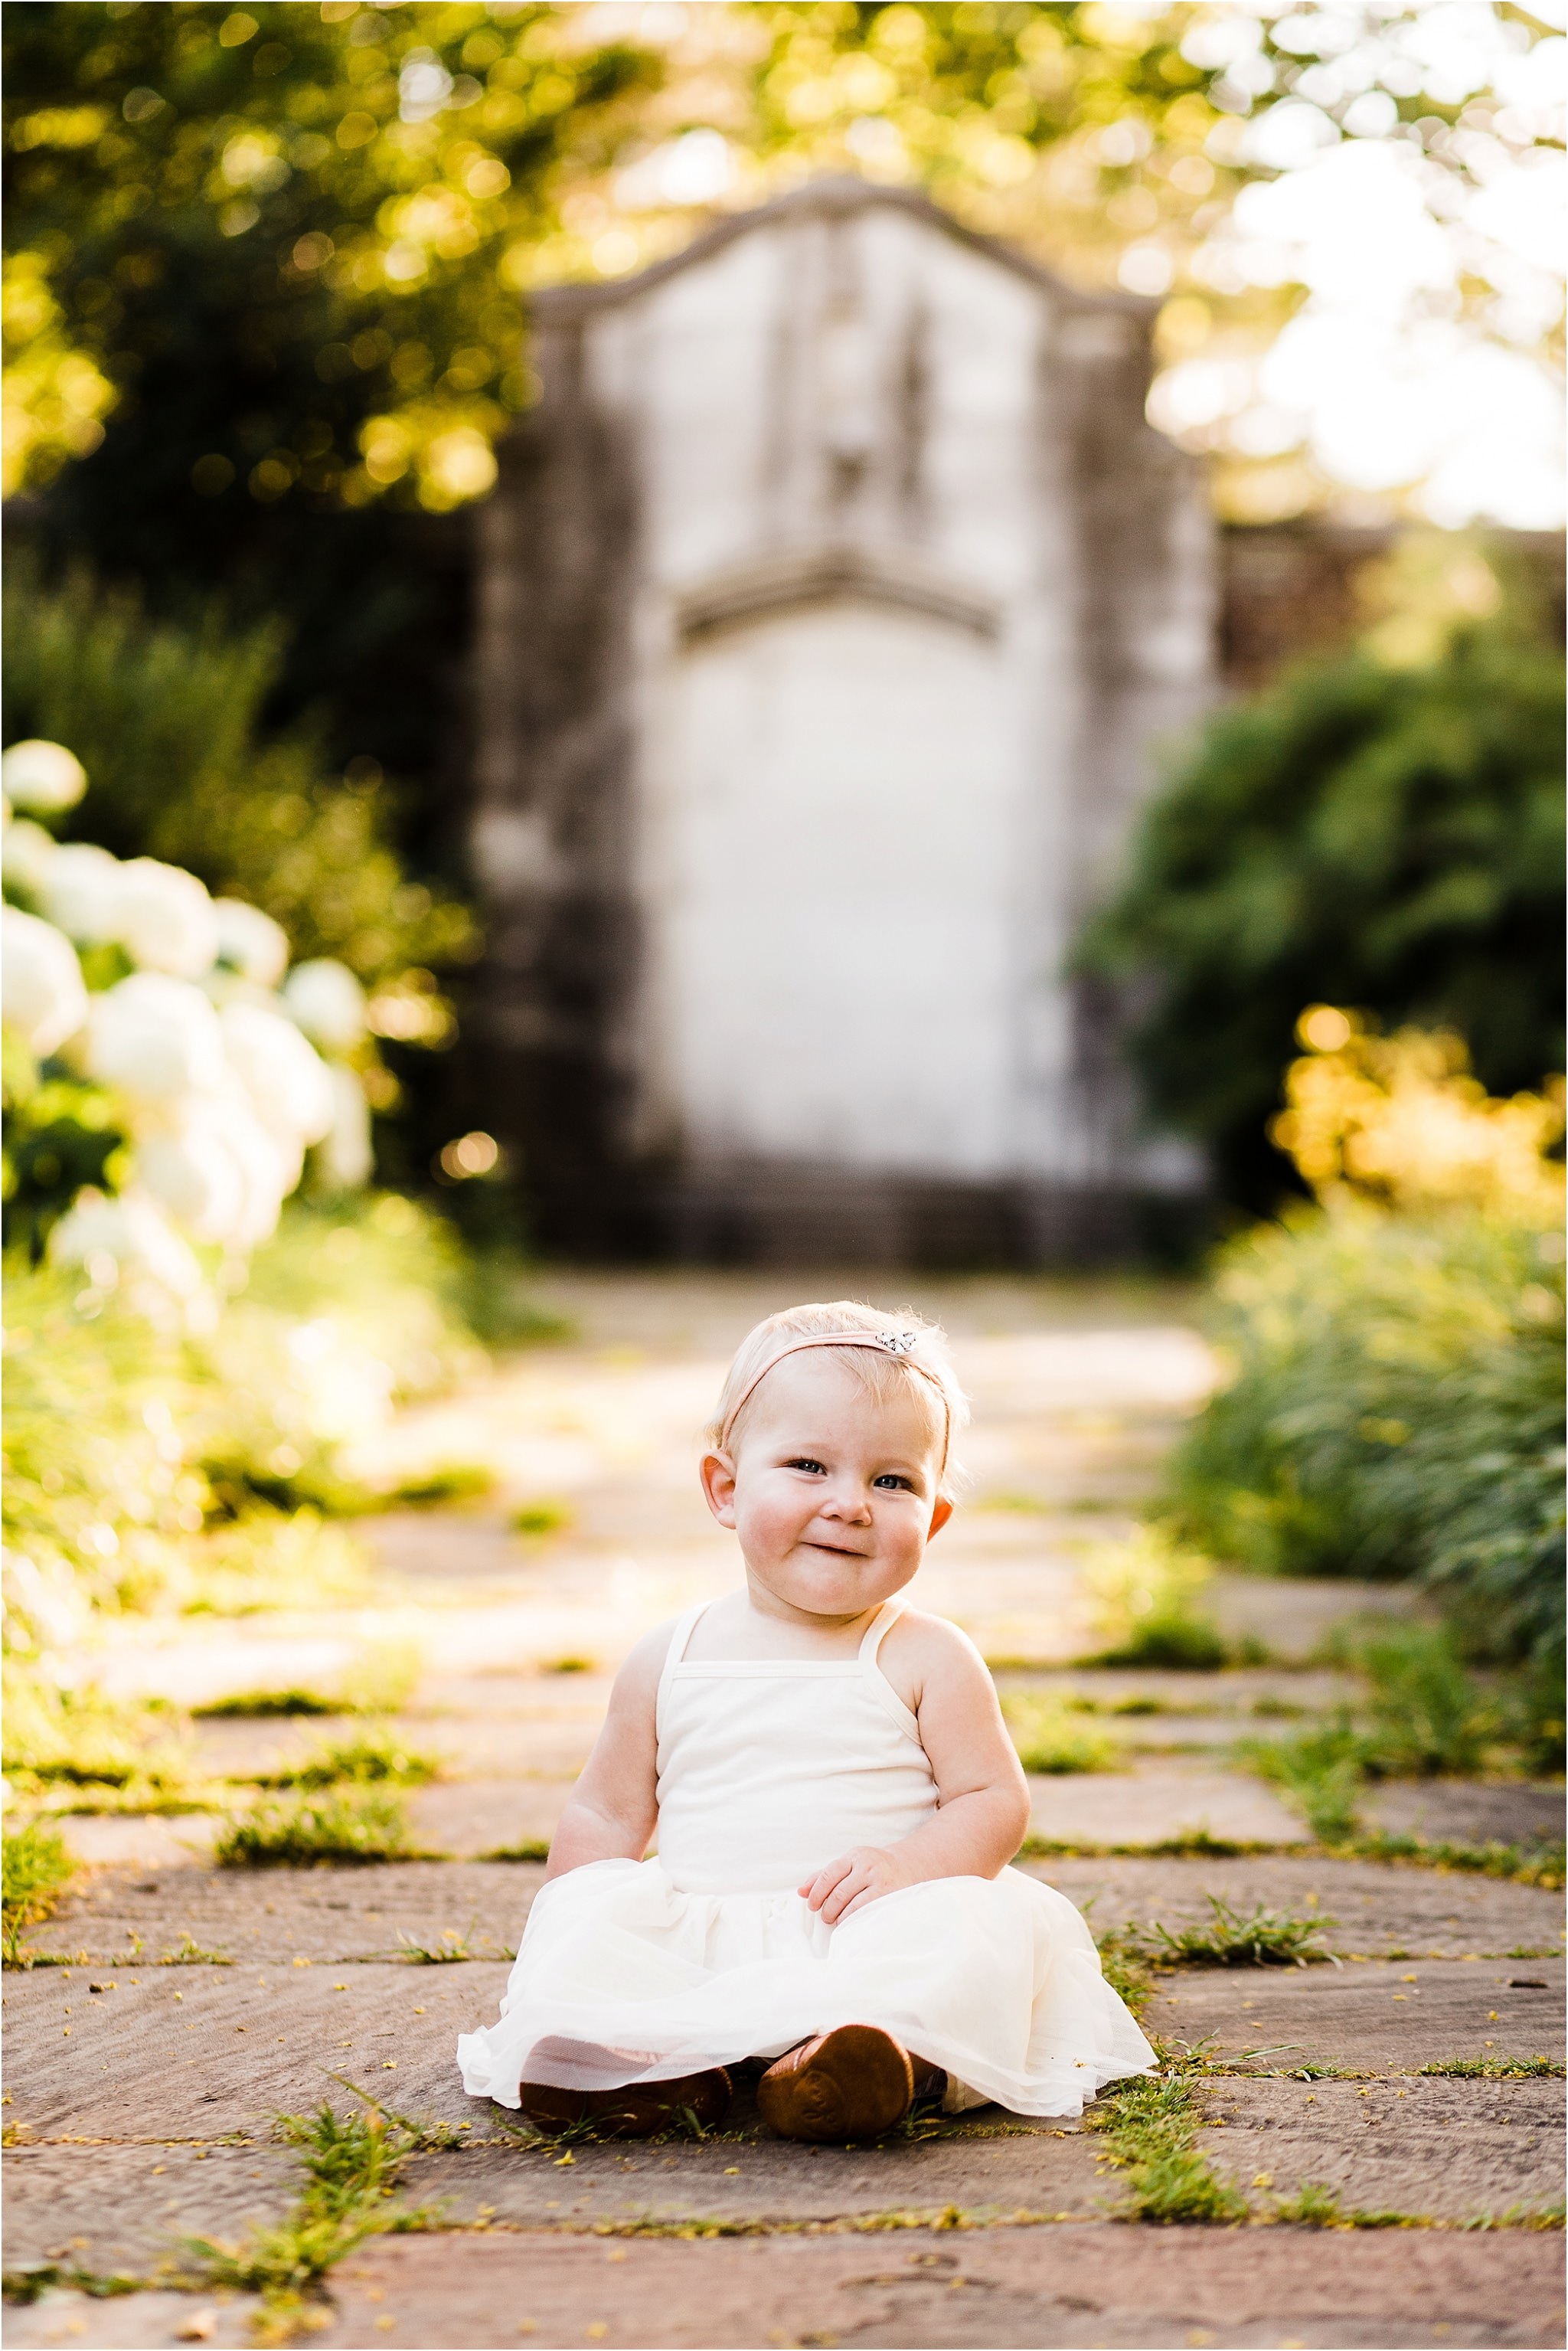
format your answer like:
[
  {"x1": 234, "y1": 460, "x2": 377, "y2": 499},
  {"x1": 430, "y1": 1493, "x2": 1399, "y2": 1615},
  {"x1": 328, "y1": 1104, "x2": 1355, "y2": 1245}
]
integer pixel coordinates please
[{"x1": 704, "y1": 1300, "x2": 969, "y2": 1499}]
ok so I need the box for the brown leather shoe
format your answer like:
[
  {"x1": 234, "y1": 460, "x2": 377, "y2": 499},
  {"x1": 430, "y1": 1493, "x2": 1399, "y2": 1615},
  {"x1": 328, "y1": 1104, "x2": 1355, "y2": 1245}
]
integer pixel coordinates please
[
  {"x1": 756, "y1": 2024, "x2": 914, "y2": 2143},
  {"x1": 517, "y1": 2064, "x2": 731, "y2": 2140}
]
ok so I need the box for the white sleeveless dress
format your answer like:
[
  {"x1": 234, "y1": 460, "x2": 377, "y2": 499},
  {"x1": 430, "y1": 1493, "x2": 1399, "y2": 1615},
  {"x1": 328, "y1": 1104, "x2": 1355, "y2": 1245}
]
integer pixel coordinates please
[{"x1": 456, "y1": 1600, "x2": 1155, "y2": 2117}]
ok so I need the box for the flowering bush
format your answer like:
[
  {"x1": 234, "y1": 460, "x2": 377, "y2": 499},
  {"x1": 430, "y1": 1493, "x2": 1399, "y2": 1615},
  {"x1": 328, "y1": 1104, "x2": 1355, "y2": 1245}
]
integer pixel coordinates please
[
  {"x1": 1167, "y1": 1012, "x2": 1565, "y2": 1677},
  {"x1": 2, "y1": 736, "x2": 373, "y2": 1303}
]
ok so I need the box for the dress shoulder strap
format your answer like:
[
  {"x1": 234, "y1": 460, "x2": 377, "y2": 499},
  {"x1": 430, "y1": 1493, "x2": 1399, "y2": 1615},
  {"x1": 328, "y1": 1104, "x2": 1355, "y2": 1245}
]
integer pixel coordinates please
[
  {"x1": 857, "y1": 1598, "x2": 903, "y2": 1665},
  {"x1": 655, "y1": 1600, "x2": 711, "y2": 1745}
]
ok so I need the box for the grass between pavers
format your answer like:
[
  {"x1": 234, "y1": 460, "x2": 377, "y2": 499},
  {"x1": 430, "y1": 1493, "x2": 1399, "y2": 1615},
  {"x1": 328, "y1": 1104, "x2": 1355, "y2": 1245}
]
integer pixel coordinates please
[
  {"x1": 2, "y1": 1820, "x2": 79, "y2": 1966},
  {"x1": 181, "y1": 2089, "x2": 462, "y2": 2342},
  {"x1": 214, "y1": 1787, "x2": 426, "y2": 1866},
  {"x1": 1021, "y1": 1828, "x2": 1566, "y2": 1887}
]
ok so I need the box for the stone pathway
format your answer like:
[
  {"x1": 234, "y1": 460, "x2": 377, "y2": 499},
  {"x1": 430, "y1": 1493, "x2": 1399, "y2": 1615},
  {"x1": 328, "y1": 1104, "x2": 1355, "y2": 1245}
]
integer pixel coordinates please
[{"x1": 5, "y1": 1274, "x2": 1563, "y2": 2349}]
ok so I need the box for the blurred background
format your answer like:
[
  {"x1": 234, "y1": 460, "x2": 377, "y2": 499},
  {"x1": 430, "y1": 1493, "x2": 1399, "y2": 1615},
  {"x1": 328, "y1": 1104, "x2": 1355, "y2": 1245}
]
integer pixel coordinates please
[{"x1": 1, "y1": 3, "x2": 1562, "y2": 1901}]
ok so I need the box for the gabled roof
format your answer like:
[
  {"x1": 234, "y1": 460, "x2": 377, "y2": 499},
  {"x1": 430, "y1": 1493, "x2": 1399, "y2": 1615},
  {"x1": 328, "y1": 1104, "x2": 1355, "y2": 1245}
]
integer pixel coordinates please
[{"x1": 528, "y1": 174, "x2": 1155, "y2": 322}]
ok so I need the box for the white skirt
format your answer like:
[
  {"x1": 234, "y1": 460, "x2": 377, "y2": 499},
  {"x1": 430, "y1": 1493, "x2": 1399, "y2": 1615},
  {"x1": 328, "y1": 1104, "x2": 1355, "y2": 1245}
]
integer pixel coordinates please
[{"x1": 456, "y1": 1859, "x2": 1155, "y2": 2120}]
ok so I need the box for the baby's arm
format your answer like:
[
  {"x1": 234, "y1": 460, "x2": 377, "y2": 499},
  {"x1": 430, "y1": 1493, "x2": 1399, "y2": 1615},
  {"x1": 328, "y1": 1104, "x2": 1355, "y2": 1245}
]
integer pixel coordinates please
[
  {"x1": 800, "y1": 1616, "x2": 1030, "y2": 1924},
  {"x1": 544, "y1": 1626, "x2": 665, "y2": 1879}
]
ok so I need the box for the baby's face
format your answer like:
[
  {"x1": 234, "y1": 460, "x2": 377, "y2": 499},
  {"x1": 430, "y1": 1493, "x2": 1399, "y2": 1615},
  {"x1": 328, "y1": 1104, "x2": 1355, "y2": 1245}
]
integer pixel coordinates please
[{"x1": 702, "y1": 1355, "x2": 951, "y2": 1623}]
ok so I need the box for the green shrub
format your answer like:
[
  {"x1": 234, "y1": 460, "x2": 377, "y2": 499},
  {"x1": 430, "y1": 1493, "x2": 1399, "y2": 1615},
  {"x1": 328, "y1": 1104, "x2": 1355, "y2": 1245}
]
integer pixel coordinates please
[
  {"x1": 2, "y1": 566, "x2": 475, "y2": 999},
  {"x1": 1076, "y1": 1525, "x2": 1231, "y2": 1670},
  {"x1": 1168, "y1": 1204, "x2": 1565, "y2": 1670},
  {"x1": 1080, "y1": 621, "x2": 1565, "y2": 1203},
  {"x1": 2, "y1": 1819, "x2": 76, "y2": 1948},
  {"x1": 214, "y1": 1789, "x2": 415, "y2": 1867},
  {"x1": 1001, "y1": 1696, "x2": 1122, "y2": 1774},
  {"x1": 283, "y1": 1725, "x2": 438, "y2": 1791}
]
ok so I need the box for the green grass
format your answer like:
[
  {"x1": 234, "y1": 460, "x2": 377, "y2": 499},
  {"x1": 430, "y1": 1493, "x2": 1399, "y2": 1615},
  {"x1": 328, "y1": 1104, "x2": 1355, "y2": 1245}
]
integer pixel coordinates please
[
  {"x1": 1139, "y1": 1895, "x2": 1336, "y2": 1970},
  {"x1": 1270, "y1": 2181, "x2": 1422, "y2": 2228},
  {"x1": 1084, "y1": 1619, "x2": 1231, "y2": 1672},
  {"x1": 511, "y1": 1500, "x2": 573, "y2": 1537},
  {"x1": 1092, "y1": 1928, "x2": 1155, "y2": 2018},
  {"x1": 1086, "y1": 2074, "x2": 1248, "y2": 2225},
  {"x1": 389, "y1": 1463, "x2": 496, "y2": 1508},
  {"x1": 1243, "y1": 1718, "x2": 1369, "y2": 1843},
  {"x1": 480, "y1": 1839, "x2": 552, "y2": 1862},
  {"x1": 273, "y1": 1724, "x2": 439, "y2": 1791},
  {"x1": 2, "y1": 1820, "x2": 77, "y2": 1963},
  {"x1": 1332, "y1": 1833, "x2": 1565, "y2": 1889},
  {"x1": 195, "y1": 1689, "x2": 340, "y2": 1718},
  {"x1": 388, "y1": 1920, "x2": 505, "y2": 1964},
  {"x1": 185, "y1": 2095, "x2": 443, "y2": 2336},
  {"x1": 1002, "y1": 1695, "x2": 1122, "y2": 1774},
  {"x1": 159, "y1": 1934, "x2": 234, "y2": 1966},
  {"x1": 542, "y1": 1655, "x2": 593, "y2": 1676},
  {"x1": 1417, "y1": 2055, "x2": 1564, "y2": 2078},
  {"x1": 214, "y1": 1789, "x2": 416, "y2": 1867}
]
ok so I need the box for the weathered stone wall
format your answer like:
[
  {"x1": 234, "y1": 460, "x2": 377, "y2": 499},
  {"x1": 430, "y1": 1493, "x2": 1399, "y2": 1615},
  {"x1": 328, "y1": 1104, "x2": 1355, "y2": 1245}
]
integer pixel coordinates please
[{"x1": 472, "y1": 180, "x2": 1216, "y2": 1262}]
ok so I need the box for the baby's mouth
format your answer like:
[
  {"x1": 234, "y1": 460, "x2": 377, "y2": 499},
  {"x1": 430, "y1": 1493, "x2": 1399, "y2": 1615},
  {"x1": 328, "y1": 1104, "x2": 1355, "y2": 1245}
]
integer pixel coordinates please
[{"x1": 802, "y1": 1538, "x2": 871, "y2": 1560}]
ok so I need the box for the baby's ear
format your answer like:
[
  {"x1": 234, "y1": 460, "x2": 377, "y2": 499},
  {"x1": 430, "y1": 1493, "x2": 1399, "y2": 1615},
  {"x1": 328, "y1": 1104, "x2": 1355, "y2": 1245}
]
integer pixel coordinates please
[
  {"x1": 699, "y1": 1448, "x2": 740, "y2": 1526},
  {"x1": 927, "y1": 1496, "x2": 954, "y2": 1540}
]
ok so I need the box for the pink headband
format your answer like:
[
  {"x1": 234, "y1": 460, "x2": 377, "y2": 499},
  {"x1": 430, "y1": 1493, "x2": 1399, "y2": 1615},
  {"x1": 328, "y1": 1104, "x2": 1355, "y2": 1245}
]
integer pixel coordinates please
[{"x1": 718, "y1": 1329, "x2": 952, "y2": 1470}]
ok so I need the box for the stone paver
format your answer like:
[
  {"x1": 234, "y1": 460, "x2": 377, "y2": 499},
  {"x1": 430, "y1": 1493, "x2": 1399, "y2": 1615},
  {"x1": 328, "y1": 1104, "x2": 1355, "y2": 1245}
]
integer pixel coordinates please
[
  {"x1": 312, "y1": 2225, "x2": 1566, "y2": 2348},
  {"x1": 1194, "y1": 2075, "x2": 1564, "y2": 2219},
  {"x1": 2, "y1": 2290, "x2": 263, "y2": 2348},
  {"x1": 1149, "y1": 1957, "x2": 1566, "y2": 2071},
  {"x1": 1, "y1": 2143, "x2": 299, "y2": 2279},
  {"x1": 2, "y1": 1960, "x2": 505, "y2": 2141}
]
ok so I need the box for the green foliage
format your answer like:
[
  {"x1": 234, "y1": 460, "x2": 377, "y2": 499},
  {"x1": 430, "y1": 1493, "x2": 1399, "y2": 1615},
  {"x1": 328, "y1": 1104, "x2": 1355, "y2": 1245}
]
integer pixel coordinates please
[
  {"x1": 1353, "y1": 1623, "x2": 1497, "y2": 1778},
  {"x1": 279, "y1": 1723, "x2": 438, "y2": 1791},
  {"x1": 1419, "y1": 2056, "x2": 1563, "y2": 2079},
  {"x1": 194, "y1": 1689, "x2": 338, "y2": 1719},
  {"x1": 1083, "y1": 627, "x2": 1566, "y2": 1203},
  {"x1": 391, "y1": 1462, "x2": 495, "y2": 1507},
  {"x1": 1087, "y1": 2074, "x2": 1249, "y2": 2226},
  {"x1": 1246, "y1": 1718, "x2": 1367, "y2": 1843},
  {"x1": 1077, "y1": 1523, "x2": 1232, "y2": 1671},
  {"x1": 1137, "y1": 1894, "x2": 1335, "y2": 1970},
  {"x1": 1087, "y1": 1616, "x2": 1230, "y2": 1672},
  {"x1": 213, "y1": 1787, "x2": 415, "y2": 1866},
  {"x1": 2, "y1": 1818, "x2": 76, "y2": 1957},
  {"x1": 2, "y1": 1671, "x2": 196, "y2": 1801},
  {"x1": 186, "y1": 2097, "x2": 430, "y2": 2327},
  {"x1": 1001, "y1": 1695, "x2": 1122, "y2": 1774},
  {"x1": 509, "y1": 1499, "x2": 573, "y2": 1536},
  {"x1": 2, "y1": 1194, "x2": 487, "y2": 1659},
  {"x1": 3, "y1": 566, "x2": 474, "y2": 997},
  {"x1": 1167, "y1": 1204, "x2": 1566, "y2": 1669},
  {"x1": 1270, "y1": 2182, "x2": 1419, "y2": 2228}
]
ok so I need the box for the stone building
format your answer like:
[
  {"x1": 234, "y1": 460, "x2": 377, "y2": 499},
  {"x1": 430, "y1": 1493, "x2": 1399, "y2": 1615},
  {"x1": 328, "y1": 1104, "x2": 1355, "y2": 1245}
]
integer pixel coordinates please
[{"x1": 472, "y1": 176, "x2": 1217, "y2": 1263}]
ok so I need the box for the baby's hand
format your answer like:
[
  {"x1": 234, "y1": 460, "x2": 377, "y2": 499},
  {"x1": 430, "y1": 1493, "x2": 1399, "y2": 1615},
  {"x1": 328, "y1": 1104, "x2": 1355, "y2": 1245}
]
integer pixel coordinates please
[{"x1": 799, "y1": 1846, "x2": 916, "y2": 1925}]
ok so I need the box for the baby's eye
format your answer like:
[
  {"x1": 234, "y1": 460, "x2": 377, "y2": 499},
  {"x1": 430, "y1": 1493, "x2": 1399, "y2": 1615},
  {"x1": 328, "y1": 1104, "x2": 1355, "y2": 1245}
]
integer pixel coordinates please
[
  {"x1": 873, "y1": 1473, "x2": 915, "y2": 1492},
  {"x1": 786, "y1": 1456, "x2": 827, "y2": 1475}
]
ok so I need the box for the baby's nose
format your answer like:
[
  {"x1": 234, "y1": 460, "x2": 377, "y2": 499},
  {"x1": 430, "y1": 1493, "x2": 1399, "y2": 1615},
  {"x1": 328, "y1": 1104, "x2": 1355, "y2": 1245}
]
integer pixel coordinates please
[{"x1": 822, "y1": 1484, "x2": 873, "y2": 1520}]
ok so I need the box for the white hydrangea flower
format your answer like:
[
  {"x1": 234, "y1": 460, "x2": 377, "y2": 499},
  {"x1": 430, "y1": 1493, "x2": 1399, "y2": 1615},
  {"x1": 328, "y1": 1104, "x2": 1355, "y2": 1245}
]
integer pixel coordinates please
[
  {"x1": 85, "y1": 970, "x2": 227, "y2": 1102},
  {"x1": 1, "y1": 904, "x2": 90, "y2": 1058},
  {"x1": 2, "y1": 739, "x2": 87, "y2": 815},
  {"x1": 317, "y1": 1064, "x2": 374, "y2": 1190},
  {"x1": 39, "y1": 842, "x2": 123, "y2": 944},
  {"x1": 283, "y1": 956, "x2": 366, "y2": 1051},
  {"x1": 136, "y1": 1118, "x2": 250, "y2": 1246},
  {"x1": 2, "y1": 817, "x2": 60, "y2": 897},
  {"x1": 115, "y1": 858, "x2": 219, "y2": 979},
  {"x1": 213, "y1": 898, "x2": 289, "y2": 988},
  {"x1": 220, "y1": 1000, "x2": 335, "y2": 1146},
  {"x1": 48, "y1": 1184, "x2": 204, "y2": 1297}
]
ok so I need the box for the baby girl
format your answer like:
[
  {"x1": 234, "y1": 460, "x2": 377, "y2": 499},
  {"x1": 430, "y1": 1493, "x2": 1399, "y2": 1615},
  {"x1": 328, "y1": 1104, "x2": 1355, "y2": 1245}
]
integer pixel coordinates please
[{"x1": 459, "y1": 1300, "x2": 1154, "y2": 2139}]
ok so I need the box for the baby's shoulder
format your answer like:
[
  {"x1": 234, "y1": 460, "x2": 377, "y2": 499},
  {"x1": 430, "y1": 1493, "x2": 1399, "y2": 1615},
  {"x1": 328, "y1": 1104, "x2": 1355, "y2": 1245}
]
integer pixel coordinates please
[{"x1": 878, "y1": 1606, "x2": 987, "y2": 1703}]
